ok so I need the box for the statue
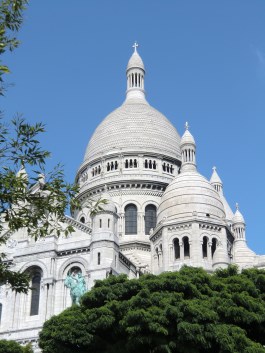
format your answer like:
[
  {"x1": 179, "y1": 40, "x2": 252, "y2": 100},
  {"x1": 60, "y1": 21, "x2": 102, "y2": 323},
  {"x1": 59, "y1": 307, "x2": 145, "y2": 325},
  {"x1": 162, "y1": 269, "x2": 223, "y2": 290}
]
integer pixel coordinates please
[{"x1": 64, "y1": 269, "x2": 86, "y2": 305}]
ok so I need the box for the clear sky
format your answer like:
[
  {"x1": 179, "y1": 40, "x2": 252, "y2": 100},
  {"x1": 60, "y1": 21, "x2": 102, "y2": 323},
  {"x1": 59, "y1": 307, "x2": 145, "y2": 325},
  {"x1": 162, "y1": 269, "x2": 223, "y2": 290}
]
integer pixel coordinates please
[{"x1": 2, "y1": 1, "x2": 265, "y2": 253}]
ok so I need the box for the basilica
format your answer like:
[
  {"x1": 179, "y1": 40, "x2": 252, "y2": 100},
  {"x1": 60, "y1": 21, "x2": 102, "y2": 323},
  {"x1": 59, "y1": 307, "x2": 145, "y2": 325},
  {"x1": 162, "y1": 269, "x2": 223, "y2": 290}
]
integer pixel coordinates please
[{"x1": 0, "y1": 45, "x2": 264, "y2": 351}]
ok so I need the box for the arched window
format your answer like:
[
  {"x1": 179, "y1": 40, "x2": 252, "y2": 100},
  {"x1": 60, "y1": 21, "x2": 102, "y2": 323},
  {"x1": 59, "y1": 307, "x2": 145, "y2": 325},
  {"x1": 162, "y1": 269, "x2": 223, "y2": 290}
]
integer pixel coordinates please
[
  {"x1": 144, "y1": 160, "x2": 148, "y2": 168},
  {"x1": 149, "y1": 160, "x2": 152, "y2": 169},
  {"x1": 183, "y1": 236, "x2": 190, "y2": 258},
  {"x1": 125, "y1": 160, "x2": 129, "y2": 168},
  {"x1": 153, "y1": 161, "x2": 157, "y2": 169},
  {"x1": 107, "y1": 162, "x2": 110, "y2": 171},
  {"x1": 174, "y1": 239, "x2": 180, "y2": 259},
  {"x1": 202, "y1": 236, "x2": 208, "y2": 258},
  {"x1": 80, "y1": 216, "x2": 85, "y2": 224},
  {"x1": 212, "y1": 238, "x2": 217, "y2": 257},
  {"x1": 125, "y1": 204, "x2": 137, "y2": 234},
  {"x1": 115, "y1": 161, "x2": 118, "y2": 169},
  {"x1": 30, "y1": 272, "x2": 41, "y2": 316},
  {"x1": 134, "y1": 159, "x2": 137, "y2": 168},
  {"x1": 145, "y1": 204, "x2": 157, "y2": 235}
]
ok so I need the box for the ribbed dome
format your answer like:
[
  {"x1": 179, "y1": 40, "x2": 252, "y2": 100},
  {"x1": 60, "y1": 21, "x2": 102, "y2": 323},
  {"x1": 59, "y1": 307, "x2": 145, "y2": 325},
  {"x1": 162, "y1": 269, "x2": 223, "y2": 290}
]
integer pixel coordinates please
[
  {"x1": 157, "y1": 171, "x2": 226, "y2": 223},
  {"x1": 84, "y1": 100, "x2": 181, "y2": 162}
]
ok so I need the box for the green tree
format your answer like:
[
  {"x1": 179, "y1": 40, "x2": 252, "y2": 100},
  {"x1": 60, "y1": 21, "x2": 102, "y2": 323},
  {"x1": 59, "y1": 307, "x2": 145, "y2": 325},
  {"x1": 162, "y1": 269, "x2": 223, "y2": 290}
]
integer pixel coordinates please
[
  {"x1": 0, "y1": 339, "x2": 33, "y2": 353},
  {"x1": 39, "y1": 266, "x2": 265, "y2": 353}
]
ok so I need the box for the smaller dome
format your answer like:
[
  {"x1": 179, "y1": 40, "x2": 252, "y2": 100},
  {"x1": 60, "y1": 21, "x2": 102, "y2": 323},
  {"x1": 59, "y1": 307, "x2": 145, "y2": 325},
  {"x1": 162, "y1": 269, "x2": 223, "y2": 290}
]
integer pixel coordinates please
[
  {"x1": 157, "y1": 171, "x2": 226, "y2": 223},
  {"x1": 233, "y1": 205, "x2": 245, "y2": 224},
  {"x1": 180, "y1": 125, "x2": 195, "y2": 146},
  {"x1": 127, "y1": 51, "x2": 145, "y2": 71},
  {"x1": 210, "y1": 167, "x2": 222, "y2": 185}
]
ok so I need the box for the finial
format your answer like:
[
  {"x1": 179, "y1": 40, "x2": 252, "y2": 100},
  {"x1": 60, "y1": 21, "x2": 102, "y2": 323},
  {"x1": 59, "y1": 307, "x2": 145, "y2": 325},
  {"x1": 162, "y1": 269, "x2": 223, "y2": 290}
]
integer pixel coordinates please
[
  {"x1": 132, "y1": 41, "x2": 139, "y2": 53},
  {"x1": 185, "y1": 121, "x2": 189, "y2": 130},
  {"x1": 236, "y1": 202, "x2": 239, "y2": 210},
  {"x1": 212, "y1": 166, "x2": 216, "y2": 172}
]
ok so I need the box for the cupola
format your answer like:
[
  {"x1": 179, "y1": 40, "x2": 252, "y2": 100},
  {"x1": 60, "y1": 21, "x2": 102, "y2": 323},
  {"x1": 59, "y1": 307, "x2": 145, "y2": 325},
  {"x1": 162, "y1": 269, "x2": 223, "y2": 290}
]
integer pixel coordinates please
[
  {"x1": 126, "y1": 42, "x2": 146, "y2": 101},
  {"x1": 180, "y1": 122, "x2": 196, "y2": 172},
  {"x1": 232, "y1": 203, "x2": 246, "y2": 241}
]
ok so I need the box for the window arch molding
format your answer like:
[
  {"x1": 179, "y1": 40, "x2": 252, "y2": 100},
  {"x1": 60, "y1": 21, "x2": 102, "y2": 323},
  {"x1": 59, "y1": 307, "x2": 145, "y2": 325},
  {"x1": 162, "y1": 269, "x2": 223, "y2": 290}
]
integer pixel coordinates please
[
  {"x1": 19, "y1": 260, "x2": 48, "y2": 279},
  {"x1": 58, "y1": 257, "x2": 88, "y2": 280},
  {"x1": 142, "y1": 200, "x2": 159, "y2": 210},
  {"x1": 122, "y1": 199, "x2": 141, "y2": 211}
]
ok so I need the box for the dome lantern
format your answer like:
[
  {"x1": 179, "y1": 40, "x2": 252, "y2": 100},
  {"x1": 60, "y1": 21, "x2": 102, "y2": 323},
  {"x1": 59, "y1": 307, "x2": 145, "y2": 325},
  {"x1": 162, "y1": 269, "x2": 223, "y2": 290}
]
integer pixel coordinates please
[
  {"x1": 232, "y1": 203, "x2": 246, "y2": 241},
  {"x1": 126, "y1": 42, "x2": 146, "y2": 101},
  {"x1": 180, "y1": 122, "x2": 196, "y2": 172},
  {"x1": 210, "y1": 166, "x2": 223, "y2": 194}
]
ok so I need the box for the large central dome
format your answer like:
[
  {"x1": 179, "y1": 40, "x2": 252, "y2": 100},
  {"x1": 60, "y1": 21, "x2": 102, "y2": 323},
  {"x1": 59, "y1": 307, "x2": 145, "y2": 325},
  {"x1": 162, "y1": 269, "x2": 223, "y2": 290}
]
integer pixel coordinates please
[
  {"x1": 84, "y1": 45, "x2": 181, "y2": 163},
  {"x1": 84, "y1": 99, "x2": 181, "y2": 162}
]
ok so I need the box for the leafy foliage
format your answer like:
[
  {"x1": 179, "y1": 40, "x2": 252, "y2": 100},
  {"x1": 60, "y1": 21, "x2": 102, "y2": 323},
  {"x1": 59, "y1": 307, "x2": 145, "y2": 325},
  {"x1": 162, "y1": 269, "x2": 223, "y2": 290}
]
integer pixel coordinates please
[
  {"x1": 39, "y1": 266, "x2": 265, "y2": 353},
  {"x1": 0, "y1": 339, "x2": 33, "y2": 353},
  {"x1": 0, "y1": 0, "x2": 28, "y2": 95},
  {"x1": 0, "y1": 117, "x2": 80, "y2": 293}
]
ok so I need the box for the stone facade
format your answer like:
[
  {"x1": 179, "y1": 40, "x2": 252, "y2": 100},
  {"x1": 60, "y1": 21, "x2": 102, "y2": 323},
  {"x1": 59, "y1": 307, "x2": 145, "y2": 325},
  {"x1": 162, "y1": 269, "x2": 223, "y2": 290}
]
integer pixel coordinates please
[{"x1": 0, "y1": 44, "x2": 264, "y2": 350}]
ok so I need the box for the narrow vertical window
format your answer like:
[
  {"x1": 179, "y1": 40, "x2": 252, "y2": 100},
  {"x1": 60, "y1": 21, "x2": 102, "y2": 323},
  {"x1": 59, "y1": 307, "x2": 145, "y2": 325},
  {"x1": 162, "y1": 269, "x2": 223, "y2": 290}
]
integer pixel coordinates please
[
  {"x1": 0, "y1": 303, "x2": 2, "y2": 324},
  {"x1": 30, "y1": 273, "x2": 41, "y2": 316},
  {"x1": 183, "y1": 237, "x2": 190, "y2": 258},
  {"x1": 125, "y1": 204, "x2": 137, "y2": 234},
  {"x1": 99, "y1": 219, "x2": 102, "y2": 228},
  {"x1": 145, "y1": 205, "x2": 157, "y2": 235},
  {"x1": 212, "y1": 238, "x2": 217, "y2": 257},
  {"x1": 174, "y1": 239, "x2": 180, "y2": 259},
  {"x1": 108, "y1": 219, "x2": 110, "y2": 228},
  {"x1": 202, "y1": 237, "x2": 208, "y2": 258},
  {"x1": 98, "y1": 252, "x2": 101, "y2": 265}
]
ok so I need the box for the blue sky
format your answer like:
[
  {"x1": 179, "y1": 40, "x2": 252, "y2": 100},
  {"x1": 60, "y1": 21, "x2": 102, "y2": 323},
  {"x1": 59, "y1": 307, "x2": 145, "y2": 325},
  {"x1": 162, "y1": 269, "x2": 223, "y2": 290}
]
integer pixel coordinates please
[{"x1": 2, "y1": 1, "x2": 265, "y2": 253}]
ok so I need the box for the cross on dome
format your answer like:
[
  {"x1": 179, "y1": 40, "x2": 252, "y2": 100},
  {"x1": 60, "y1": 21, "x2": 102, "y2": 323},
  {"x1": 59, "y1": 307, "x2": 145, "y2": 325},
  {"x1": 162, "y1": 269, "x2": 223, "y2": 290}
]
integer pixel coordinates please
[
  {"x1": 133, "y1": 41, "x2": 139, "y2": 53},
  {"x1": 185, "y1": 121, "x2": 189, "y2": 130},
  {"x1": 236, "y1": 202, "x2": 239, "y2": 210},
  {"x1": 213, "y1": 166, "x2": 216, "y2": 171}
]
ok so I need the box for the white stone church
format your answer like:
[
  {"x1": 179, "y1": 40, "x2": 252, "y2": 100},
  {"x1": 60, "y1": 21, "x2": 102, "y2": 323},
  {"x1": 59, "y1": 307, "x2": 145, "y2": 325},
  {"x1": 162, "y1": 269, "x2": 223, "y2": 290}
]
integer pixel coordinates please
[{"x1": 1, "y1": 45, "x2": 264, "y2": 350}]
